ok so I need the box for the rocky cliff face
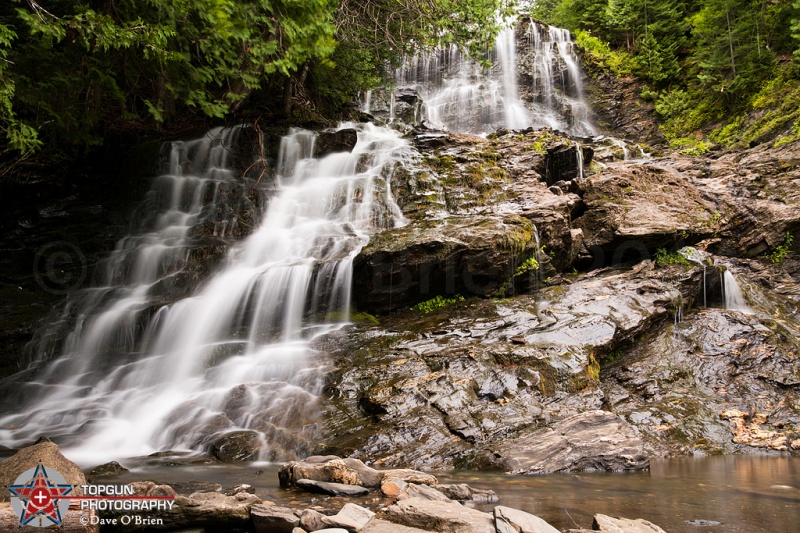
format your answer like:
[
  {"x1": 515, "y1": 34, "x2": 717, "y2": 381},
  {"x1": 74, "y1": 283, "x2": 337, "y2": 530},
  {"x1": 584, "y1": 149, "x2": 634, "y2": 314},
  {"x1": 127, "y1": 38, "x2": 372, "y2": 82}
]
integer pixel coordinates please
[{"x1": 320, "y1": 128, "x2": 800, "y2": 468}]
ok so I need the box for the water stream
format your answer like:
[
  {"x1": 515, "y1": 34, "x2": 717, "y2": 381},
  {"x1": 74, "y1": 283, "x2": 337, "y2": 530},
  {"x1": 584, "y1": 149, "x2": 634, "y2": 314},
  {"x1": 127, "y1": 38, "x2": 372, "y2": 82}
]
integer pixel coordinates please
[
  {"x1": 88, "y1": 456, "x2": 800, "y2": 533},
  {"x1": 0, "y1": 123, "x2": 409, "y2": 463}
]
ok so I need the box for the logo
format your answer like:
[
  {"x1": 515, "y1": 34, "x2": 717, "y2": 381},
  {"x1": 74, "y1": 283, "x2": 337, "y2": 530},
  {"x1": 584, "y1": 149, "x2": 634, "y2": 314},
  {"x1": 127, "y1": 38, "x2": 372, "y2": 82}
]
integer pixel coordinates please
[
  {"x1": 8, "y1": 462, "x2": 73, "y2": 528},
  {"x1": 6, "y1": 462, "x2": 176, "y2": 528}
]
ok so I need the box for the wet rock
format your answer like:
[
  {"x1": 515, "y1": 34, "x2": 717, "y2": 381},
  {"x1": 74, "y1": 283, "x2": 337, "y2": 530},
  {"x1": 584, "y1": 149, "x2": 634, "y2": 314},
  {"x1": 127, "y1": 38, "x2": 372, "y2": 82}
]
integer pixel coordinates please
[
  {"x1": 300, "y1": 508, "x2": 329, "y2": 531},
  {"x1": 546, "y1": 144, "x2": 593, "y2": 184},
  {"x1": 322, "y1": 502, "x2": 375, "y2": 531},
  {"x1": 279, "y1": 456, "x2": 436, "y2": 489},
  {"x1": 396, "y1": 483, "x2": 451, "y2": 502},
  {"x1": 208, "y1": 430, "x2": 262, "y2": 462},
  {"x1": 592, "y1": 514, "x2": 667, "y2": 533},
  {"x1": 353, "y1": 214, "x2": 539, "y2": 313},
  {"x1": 604, "y1": 304, "x2": 800, "y2": 456},
  {"x1": 686, "y1": 519, "x2": 722, "y2": 526},
  {"x1": 324, "y1": 263, "x2": 697, "y2": 469},
  {"x1": 296, "y1": 479, "x2": 370, "y2": 497},
  {"x1": 572, "y1": 163, "x2": 717, "y2": 268},
  {"x1": 315, "y1": 129, "x2": 358, "y2": 158},
  {"x1": 433, "y1": 484, "x2": 498, "y2": 503},
  {"x1": 489, "y1": 411, "x2": 649, "y2": 474},
  {"x1": 382, "y1": 497, "x2": 495, "y2": 533},
  {"x1": 0, "y1": 440, "x2": 86, "y2": 501},
  {"x1": 494, "y1": 505, "x2": 561, "y2": 533},
  {"x1": 102, "y1": 490, "x2": 260, "y2": 532},
  {"x1": 88, "y1": 461, "x2": 129, "y2": 480},
  {"x1": 251, "y1": 504, "x2": 300, "y2": 533}
]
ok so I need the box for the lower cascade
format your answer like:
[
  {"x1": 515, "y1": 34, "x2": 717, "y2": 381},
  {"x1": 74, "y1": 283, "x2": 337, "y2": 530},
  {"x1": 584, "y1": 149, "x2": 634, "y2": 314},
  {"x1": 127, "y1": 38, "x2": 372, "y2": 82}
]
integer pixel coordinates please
[{"x1": 0, "y1": 123, "x2": 409, "y2": 463}]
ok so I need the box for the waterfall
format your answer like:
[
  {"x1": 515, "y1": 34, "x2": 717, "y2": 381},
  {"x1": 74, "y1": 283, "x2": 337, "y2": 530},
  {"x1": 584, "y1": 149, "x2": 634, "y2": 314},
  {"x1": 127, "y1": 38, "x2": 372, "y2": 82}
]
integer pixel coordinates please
[
  {"x1": 721, "y1": 270, "x2": 753, "y2": 314},
  {"x1": 394, "y1": 19, "x2": 594, "y2": 136},
  {"x1": 524, "y1": 21, "x2": 595, "y2": 136},
  {"x1": 0, "y1": 123, "x2": 409, "y2": 463}
]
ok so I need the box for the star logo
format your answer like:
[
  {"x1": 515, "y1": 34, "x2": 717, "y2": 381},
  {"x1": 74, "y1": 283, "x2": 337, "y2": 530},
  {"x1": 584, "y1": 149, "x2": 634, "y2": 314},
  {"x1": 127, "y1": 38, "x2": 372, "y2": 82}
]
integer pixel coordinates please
[{"x1": 8, "y1": 463, "x2": 73, "y2": 527}]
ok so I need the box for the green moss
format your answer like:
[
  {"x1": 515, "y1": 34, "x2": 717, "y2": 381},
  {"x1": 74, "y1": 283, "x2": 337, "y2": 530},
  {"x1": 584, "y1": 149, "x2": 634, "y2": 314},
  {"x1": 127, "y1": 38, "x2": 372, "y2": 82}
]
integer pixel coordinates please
[
  {"x1": 410, "y1": 294, "x2": 465, "y2": 314},
  {"x1": 669, "y1": 137, "x2": 712, "y2": 156},
  {"x1": 325, "y1": 310, "x2": 379, "y2": 325},
  {"x1": 654, "y1": 248, "x2": 692, "y2": 266},
  {"x1": 575, "y1": 30, "x2": 636, "y2": 77}
]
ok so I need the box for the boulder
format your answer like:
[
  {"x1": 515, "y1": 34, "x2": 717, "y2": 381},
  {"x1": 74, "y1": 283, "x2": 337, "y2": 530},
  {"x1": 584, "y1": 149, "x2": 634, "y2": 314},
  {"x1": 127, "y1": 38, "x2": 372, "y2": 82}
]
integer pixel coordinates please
[
  {"x1": 296, "y1": 479, "x2": 370, "y2": 497},
  {"x1": 251, "y1": 504, "x2": 300, "y2": 533},
  {"x1": 0, "y1": 440, "x2": 86, "y2": 502},
  {"x1": 87, "y1": 461, "x2": 129, "y2": 480},
  {"x1": 494, "y1": 506, "x2": 561, "y2": 533},
  {"x1": 491, "y1": 411, "x2": 649, "y2": 474},
  {"x1": 572, "y1": 163, "x2": 716, "y2": 269},
  {"x1": 395, "y1": 483, "x2": 451, "y2": 502},
  {"x1": 280, "y1": 457, "x2": 383, "y2": 488},
  {"x1": 382, "y1": 497, "x2": 495, "y2": 533},
  {"x1": 315, "y1": 129, "x2": 359, "y2": 158},
  {"x1": 434, "y1": 484, "x2": 498, "y2": 503},
  {"x1": 322, "y1": 503, "x2": 375, "y2": 531},
  {"x1": 592, "y1": 514, "x2": 668, "y2": 533},
  {"x1": 299, "y1": 508, "x2": 329, "y2": 531},
  {"x1": 208, "y1": 430, "x2": 262, "y2": 462},
  {"x1": 353, "y1": 214, "x2": 539, "y2": 313},
  {"x1": 99, "y1": 489, "x2": 260, "y2": 532},
  {"x1": 279, "y1": 456, "x2": 436, "y2": 490}
]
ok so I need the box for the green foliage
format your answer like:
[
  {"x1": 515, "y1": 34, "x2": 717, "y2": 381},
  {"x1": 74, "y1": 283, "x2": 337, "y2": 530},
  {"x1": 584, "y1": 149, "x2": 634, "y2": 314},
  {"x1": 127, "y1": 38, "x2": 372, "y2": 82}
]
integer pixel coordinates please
[
  {"x1": 514, "y1": 256, "x2": 540, "y2": 276},
  {"x1": 537, "y1": 0, "x2": 799, "y2": 140},
  {"x1": 769, "y1": 231, "x2": 795, "y2": 264},
  {"x1": 1, "y1": 0, "x2": 512, "y2": 157},
  {"x1": 575, "y1": 30, "x2": 636, "y2": 77},
  {"x1": 411, "y1": 294, "x2": 466, "y2": 314},
  {"x1": 654, "y1": 247, "x2": 692, "y2": 266}
]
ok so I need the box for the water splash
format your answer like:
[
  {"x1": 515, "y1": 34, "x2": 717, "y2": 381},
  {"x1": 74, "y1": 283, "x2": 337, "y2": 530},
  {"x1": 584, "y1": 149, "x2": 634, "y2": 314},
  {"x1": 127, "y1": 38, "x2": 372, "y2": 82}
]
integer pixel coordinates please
[{"x1": 0, "y1": 123, "x2": 410, "y2": 464}]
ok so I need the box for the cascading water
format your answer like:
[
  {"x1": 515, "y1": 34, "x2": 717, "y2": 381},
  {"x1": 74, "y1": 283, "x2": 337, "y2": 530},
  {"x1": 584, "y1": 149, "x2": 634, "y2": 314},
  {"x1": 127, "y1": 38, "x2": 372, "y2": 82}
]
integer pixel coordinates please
[
  {"x1": 523, "y1": 21, "x2": 594, "y2": 136},
  {"x1": 721, "y1": 269, "x2": 753, "y2": 314},
  {"x1": 0, "y1": 123, "x2": 409, "y2": 464},
  {"x1": 391, "y1": 19, "x2": 595, "y2": 136}
]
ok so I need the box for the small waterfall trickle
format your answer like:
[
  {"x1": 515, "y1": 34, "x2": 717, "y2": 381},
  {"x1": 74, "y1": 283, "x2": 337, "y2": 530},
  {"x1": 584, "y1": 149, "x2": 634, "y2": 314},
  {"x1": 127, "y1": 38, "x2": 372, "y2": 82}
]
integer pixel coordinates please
[
  {"x1": 0, "y1": 123, "x2": 410, "y2": 463},
  {"x1": 721, "y1": 269, "x2": 753, "y2": 314},
  {"x1": 361, "y1": 90, "x2": 372, "y2": 114}
]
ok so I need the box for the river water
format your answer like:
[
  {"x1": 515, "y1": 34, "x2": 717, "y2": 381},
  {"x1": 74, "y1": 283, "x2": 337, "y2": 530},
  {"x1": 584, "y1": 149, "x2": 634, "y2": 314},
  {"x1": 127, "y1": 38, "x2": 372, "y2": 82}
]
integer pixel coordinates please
[{"x1": 106, "y1": 456, "x2": 800, "y2": 533}]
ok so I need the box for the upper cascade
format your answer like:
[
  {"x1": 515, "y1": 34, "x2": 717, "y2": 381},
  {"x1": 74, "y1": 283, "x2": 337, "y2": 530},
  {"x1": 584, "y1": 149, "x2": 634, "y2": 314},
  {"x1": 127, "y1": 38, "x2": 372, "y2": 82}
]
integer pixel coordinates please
[{"x1": 386, "y1": 18, "x2": 595, "y2": 137}]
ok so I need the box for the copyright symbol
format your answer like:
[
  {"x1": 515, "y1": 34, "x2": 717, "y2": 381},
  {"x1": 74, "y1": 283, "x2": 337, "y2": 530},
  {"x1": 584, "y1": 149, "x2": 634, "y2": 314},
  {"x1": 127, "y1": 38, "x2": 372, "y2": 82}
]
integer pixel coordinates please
[
  {"x1": 33, "y1": 241, "x2": 88, "y2": 295},
  {"x1": 79, "y1": 514, "x2": 89, "y2": 526}
]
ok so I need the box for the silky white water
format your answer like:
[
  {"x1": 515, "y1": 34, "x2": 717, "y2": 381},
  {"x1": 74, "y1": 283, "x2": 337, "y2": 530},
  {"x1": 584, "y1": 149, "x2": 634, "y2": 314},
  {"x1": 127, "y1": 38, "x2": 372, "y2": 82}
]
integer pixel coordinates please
[
  {"x1": 0, "y1": 123, "x2": 409, "y2": 463},
  {"x1": 721, "y1": 269, "x2": 753, "y2": 314},
  {"x1": 392, "y1": 19, "x2": 595, "y2": 136}
]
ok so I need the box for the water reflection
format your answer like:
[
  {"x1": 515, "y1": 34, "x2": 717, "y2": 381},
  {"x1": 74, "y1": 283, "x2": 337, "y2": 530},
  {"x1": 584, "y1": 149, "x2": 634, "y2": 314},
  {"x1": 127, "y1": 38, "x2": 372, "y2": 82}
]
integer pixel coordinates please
[
  {"x1": 110, "y1": 456, "x2": 800, "y2": 533},
  {"x1": 438, "y1": 456, "x2": 800, "y2": 532}
]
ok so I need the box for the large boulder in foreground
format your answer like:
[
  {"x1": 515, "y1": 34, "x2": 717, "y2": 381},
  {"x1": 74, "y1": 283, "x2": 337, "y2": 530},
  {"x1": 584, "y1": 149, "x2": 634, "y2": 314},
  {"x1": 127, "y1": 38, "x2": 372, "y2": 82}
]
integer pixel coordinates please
[
  {"x1": 0, "y1": 440, "x2": 86, "y2": 501},
  {"x1": 483, "y1": 410, "x2": 649, "y2": 474}
]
